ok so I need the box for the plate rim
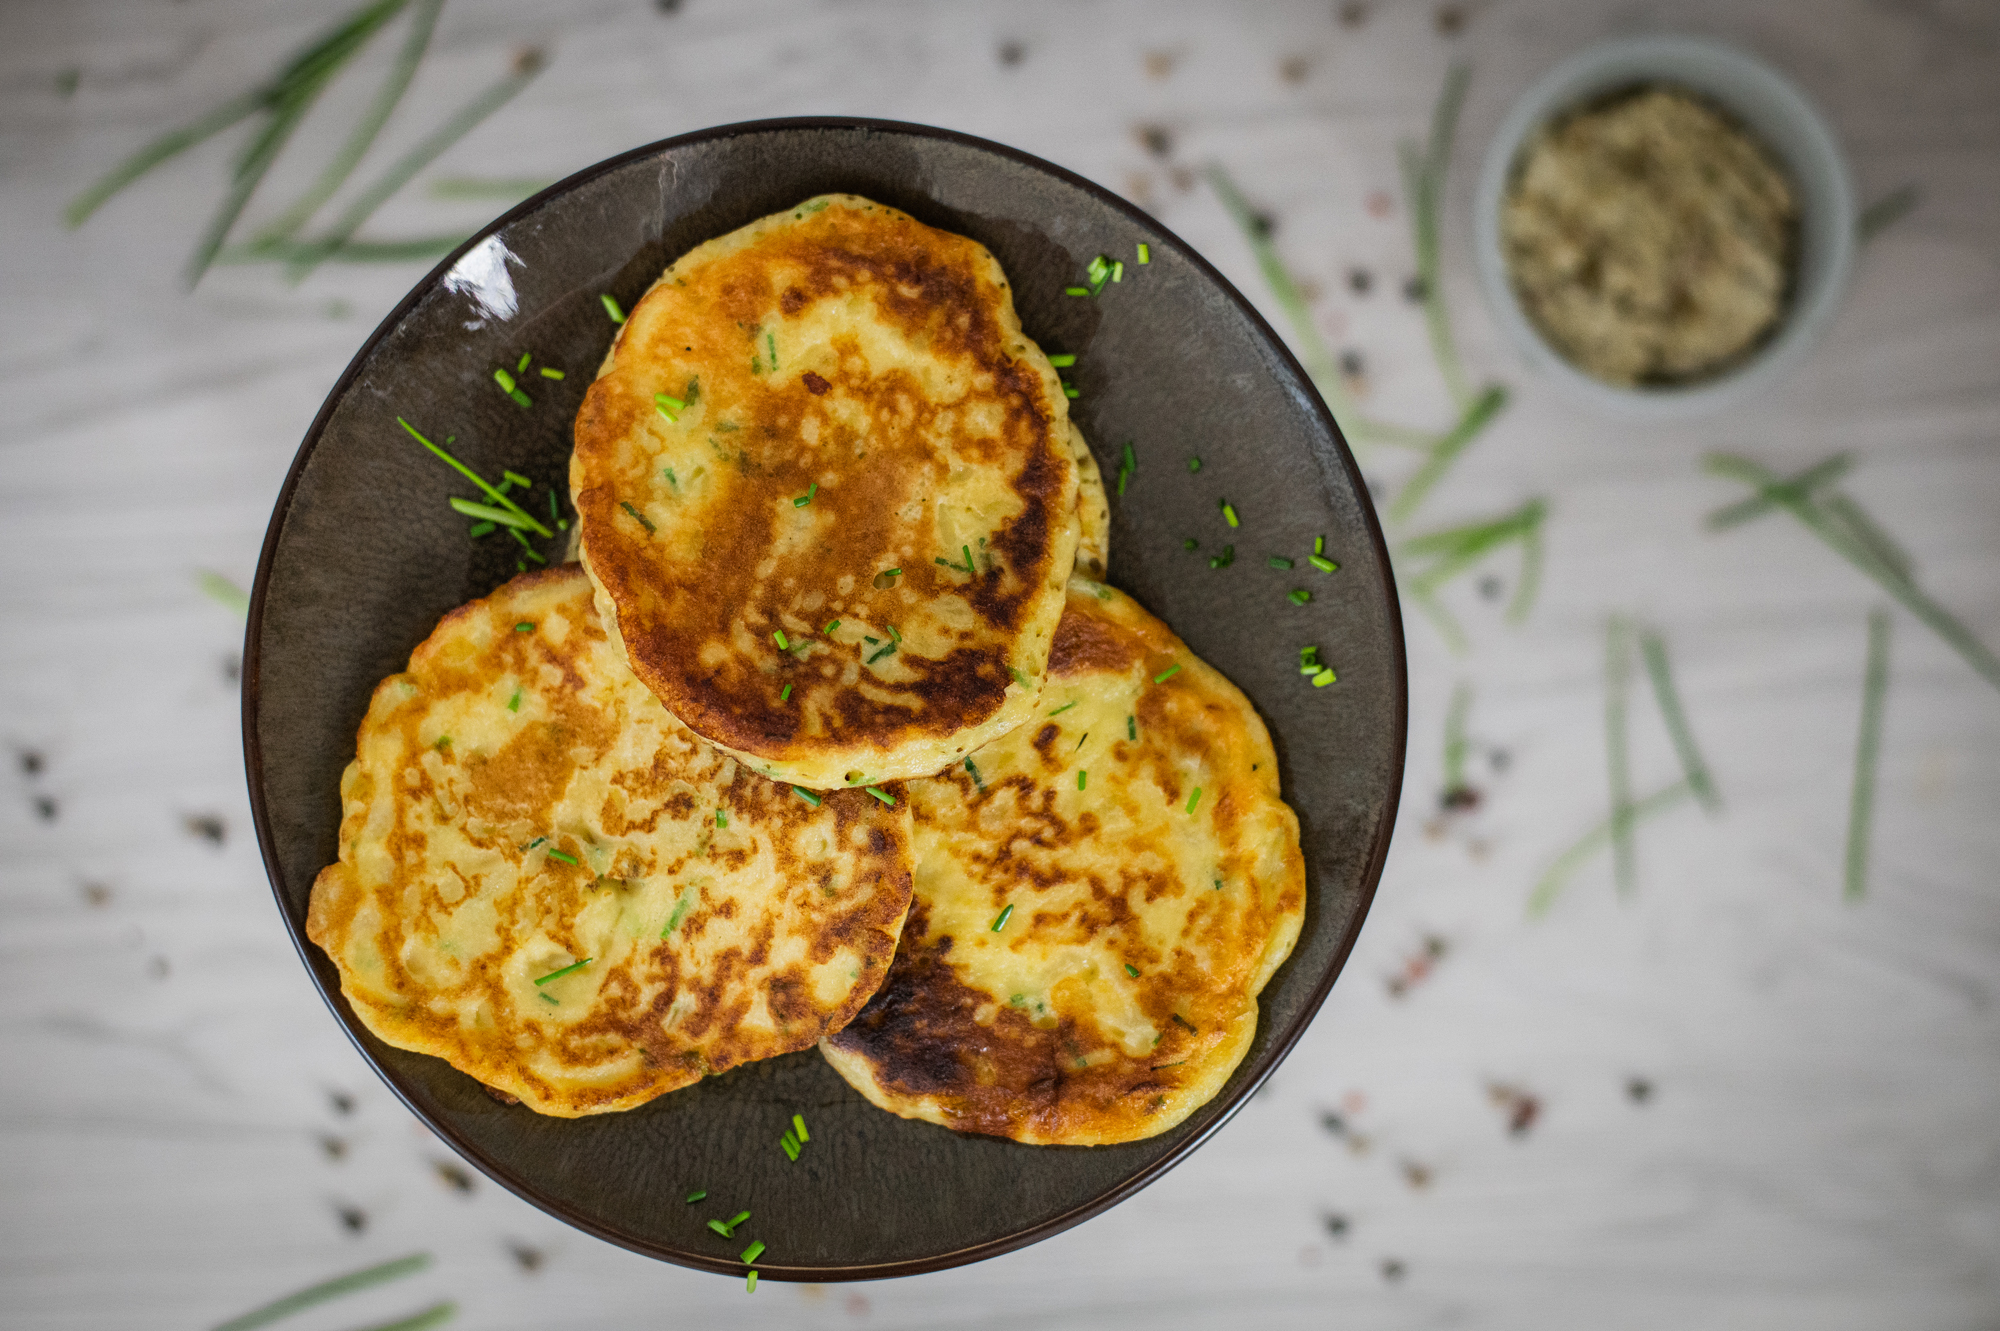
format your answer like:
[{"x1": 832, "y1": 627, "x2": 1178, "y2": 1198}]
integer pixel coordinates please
[{"x1": 241, "y1": 113, "x2": 1408, "y2": 1281}]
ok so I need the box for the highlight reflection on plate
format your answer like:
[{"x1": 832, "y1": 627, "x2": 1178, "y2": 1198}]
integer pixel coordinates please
[{"x1": 246, "y1": 118, "x2": 1405, "y2": 1280}]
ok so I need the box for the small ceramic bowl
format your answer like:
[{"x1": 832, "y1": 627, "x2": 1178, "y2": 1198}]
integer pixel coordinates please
[{"x1": 1472, "y1": 34, "x2": 1855, "y2": 419}]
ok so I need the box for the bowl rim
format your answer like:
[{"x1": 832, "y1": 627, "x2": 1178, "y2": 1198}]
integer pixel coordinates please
[
  {"x1": 1471, "y1": 33, "x2": 1856, "y2": 420},
  {"x1": 240, "y1": 114, "x2": 1409, "y2": 1280}
]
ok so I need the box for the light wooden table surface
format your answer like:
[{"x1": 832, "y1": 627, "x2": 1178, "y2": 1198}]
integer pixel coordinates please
[{"x1": 4, "y1": 2, "x2": 1998, "y2": 1328}]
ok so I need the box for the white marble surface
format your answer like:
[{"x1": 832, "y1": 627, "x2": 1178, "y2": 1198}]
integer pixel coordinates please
[{"x1": 4, "y1": 2, "x2": 1999, "y2": 1328}]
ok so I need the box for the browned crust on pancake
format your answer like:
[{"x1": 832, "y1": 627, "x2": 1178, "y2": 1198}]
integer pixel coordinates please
[
  {"x1": 306, "y1": 566, "x2": 915, "y2": 1116},
  {"x1": 824, "y1": 582, "x2": 1305, "y2": 1144},
  {"x1": 571, "y1": 197, "x2": 1077, "y2": 786}
]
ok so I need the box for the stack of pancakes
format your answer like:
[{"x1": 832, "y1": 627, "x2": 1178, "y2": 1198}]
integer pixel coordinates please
[{"x1": 309, "y1": 196, "x2": 1305, "y2": 1144}]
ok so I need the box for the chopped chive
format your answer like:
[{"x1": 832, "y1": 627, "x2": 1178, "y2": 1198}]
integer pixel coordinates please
[
  {"x1": 448, "y1": 497, "x2": 538, "y2": 529},
  {"x1": 793, "y1": 1113, "x2": 809, "y2": 1142},
  {"x1": 1313, "y1": 667, "x2": 1336, "y2": 687},
  {"x1": 991, "y1": 904, "x2": 1013, "y2": 931},
  {"x1": 780, "y1": 683, "x2": 792, "y2": 702},
  {"x1": 866, "y1": 643, "x2": 895, "y2": 664},
  {"x1": 516, "y1": 352, "x2": 531, "y2": 373},
  {"x1": 707, "y1": 1219, "x2": 732, "y2": 1238},
  {"x1": 515, "y1": 621, "x2": 534, "y2": 632},
  {"x1": 548, "y1": 490, "x2": 561, "y2": 521},
  {"x1": 686, "y1": 1190, "x2": 707, "y2": 1203},
  {"x1": 1049, "y1": 700, "x2": 1078, "y2": 716},
  {"x1": 540, "y1": 366, "x2": 565, "y2": 380},
  {"x1": 503, "y1": 469, "x2": 532, "y2": 488},
  {"x1": 1064, "y1": 386, "x2": 1080, "y2": 399},
  {"x1": 886, "y1": 624, "x2": 901, "y2": 643},
  {"x1": 746, "y1": 1271, "x2": 758, "y2": 1293},
  {"x1": 1183, "y1": 538, "x2": 1199, "y2": 552},
  {"x1": 793, "y1": 787, "x2": 821, "y2": 807},
  {"x1": 1127, "y1": 714, "x2": 1136, "y2": 740},
  {"x1": 824, "y1": 619, "x2": 841, "y2": 634},
  {"x1": 507, "y1": 526, "x2": 546, "y2": 563},
  {"x1": 1112, "y1": 260, "x2": 1125, "y2": 283},
  {"x1": 1125, "y1": 963, "x2": 1141, "y2": 978},
  {"x1": 600, "y1": 293, "x2": 626, "y2": 323},
  {"x1": 1220, "y1": 500, "x2": 1239, "y2": 528},
  {"x1": 1075, "y1": 732, "x2": 1089, "y2": 750},
  {"x1": 793, "y1": 483, "x2": 817, "y2": 507},
  {"x1": 766, "y1": 331, "x2": 777, "y2": 371},
  {"x1": 467, "y1": 521, "x2": 496, "y2": 538},
  {"x1": 773, "y1": 629, "x2": 790, "y2": 650},
  {"x1": 1846, "y1": 609, "x2": 1892, "y2": 901},
  {"x1": 1309, "y1": 554, "x2": 1338, "y2": 572},
  {"x1": 1152, "y1": 1060, "x2": 1187, "y2": 1070},
  {"x1": 1172, "y1": 1013, "x2": 1197, "y2": 1032},
  {"x1": 532, "y1": 957, "x2": 590, "y2": 985},
  {"x1": 545, "y1": 848, "x2": 578, "y2": 866},
  {"x1": 1048, "y1": 353, "x2": 1076, "y2": 367},
  {"x1": 864, "y1": 785, "x2": 896, "y2": 806},
  {"x1": 1009, "y1": 667, "x2": 1029, "y2": 687},
  {"x1": 962, "y1": 544, "x2": 974, "y2": 573},
  {"x1": 741, "y1": 1240, "x2": 766, "y2": 1264},
  {"x1": 204, "y1": 1252, "x2": 434, "y2": 1331},
  {"x1": 1269, "y1": 556, "x2": 1294, "y2": 569},
  {"x1": 1314, "y1": 535, "x2": 1326, "y2": 556},
  {"x1": 654, "y1": 392, "x2": 682, "y2": 422},
  {"x1": 1209, "y1": 544, "x2": 1235, "y2": 569},
  {"x1": 728, "y1": 1210, "x2": 750, "y2": 1229},
  {"x1": 1187, "y1": 456, "x2": 1202, "y2": 472},
  {"x1": 619, "y1": 500, "x2": 656, "y2": 533},
  {"x1": 540, "y1": 992, "x2": 559, "y2": 1005},
  {"x1": 882, "y1": 567, "x2": 901, "y2": 578},
  {"x1": 1288, "y1": 589, "x2": 1311, "y2": 605},
  {"x1": 397, "y1": 418, "x2": 552, "y2": 536},
  {"x1": 1065, "y1": 286, "x2": 1090, "y2": 297},
  {"x1": 1153, "y1": 664, "x2": 1181, "y2": 683},
  {"x1": 509, "y1": 387, "x2": 533, "y2": 408},
  {"x1": 1186, "y1": 787, "x2": 1202, "y2": 815},
  {"x1": 493, "y1": 368, "x2": 517, "y2": 392},
  {"x1": 936, "y1": 557, "x2": 952, "y2": 566},
  {"x1": 1077, "y1": 769, "x2": 1087, "y2": 790},
  {"x1": 1137, "y1": 243, "x2": 1151, "y2": 264},
  {"x1": 507, "y1": 688, "x2": 521, "y2": 713},
  {"x1": 780, "y1": 1133, "x2": 799, "y2": 1161}
]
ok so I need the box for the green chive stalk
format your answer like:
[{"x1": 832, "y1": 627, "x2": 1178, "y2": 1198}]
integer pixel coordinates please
[
  {"x1": 1527, "y1": 782, "x2": 1693, "y2": 919},
  {"x1": 210, "y1": 1252, "x2": 431, "y2": 1331},
  {"x1": 1604, "y1": 616, "x2": 1638, "y2": 897},
  {"x1": 1637, "y1": 628, "x2": 1721, "y2": 812},
  {"x1": 1844, "y1": 609, "x2": 1892, "y2": 902}
]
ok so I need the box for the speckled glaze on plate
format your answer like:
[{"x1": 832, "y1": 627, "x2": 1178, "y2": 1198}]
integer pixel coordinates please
[{"x1": 244, "y1": 118, "x2": 1406, "y2": 1281}]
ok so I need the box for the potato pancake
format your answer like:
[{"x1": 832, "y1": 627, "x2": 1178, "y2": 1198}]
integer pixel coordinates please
[
  {"x1": 1069, "y1": 422, "x2": 1109, "y2": 580},
  {"x1": 306, "y1": 566, "x2": 913, "y2": 1117},
  {"x1": 572, "y1": 194, "x2": 1080, "y2": 789},
  {"x1": 822, "y1": 578, "x2": 1306, "y2": 1145}
]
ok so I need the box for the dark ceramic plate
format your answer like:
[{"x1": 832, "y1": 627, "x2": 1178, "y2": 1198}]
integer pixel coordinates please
[{"x1": 245, "y1": 118, "x2": 1405, "y2": 1280}]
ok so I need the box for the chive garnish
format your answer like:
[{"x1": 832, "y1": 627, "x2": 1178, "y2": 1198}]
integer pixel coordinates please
[
  {"x1": 1314, "y1": 535, "x2": 1326, "y2": 555},
  {"x1": 1137, "y1": 243, "x2": 1150, "y2": 264},
  {"x1": 1209, "y1": 545, "x2": 1234, "y2": 569},
  {"x1": 773, "y1": 629, "x2": 790, "y2": 650},
  {"x1": 741, "y1": 1240, "x2": 766, "y2": 1264},
  {"x1": 503, "y1": 469, "x2": 532, "y2": 488},
  {"x1": 746, "y1": 1271, "x2": 758, "y2": 1293},
  {"x1": 540, "y1": 992, "x2": 559, "y2": 1005},
  {"x1": 533, "y1": 957, "x2": 590, "y2": 985},
  {"x1": 1127, "y1": 714, "x2": 1137, "y2": 740},
  {"x1": 600, "y1": 293, "x2": 626, "y2": 323},
  {"x1": 1065, "y1": 286, "x2": 1090, "y2": 297},
  {"x1": 965, "y1": 757, "x2": 984, "y2": 789},
  {"x1": 1048, "y1": 353, "x2": 1076, "y2": 367},
  {"x1": 493, "y1": 368, "x2": 517, "y2": 392},
  {"x1": 1009, "y1": 667, "x2": 1029, "y2": 687},
  {"x1": 766, "y1": 331, "x2": 777, "y2": 370},
  {"x1": 1269, "y1": 556, "x2": 1294, "y2": 569},
  {"x1": 619, "y1": 500, "x2": 656, "y2": 533},
  {"x1": 1188, "y1": 456, "x2": 1201, "y2": 472},
  {"x1": 1186, "y1": 787, "x2": 1202, "y2": 815},
  {"x1": 1151, "y1": 1060, "x2": 1187, "y2": 1070},
  {"x1": 793, "y1": 1113, "x2": 809, "y2": 1142},
  {"x1": 1309, "y1": 554, "x2": 1338, "y2": 572},
  {"x1": 793, "y1": 787, "x2": 821, "y2": 807},
  {"x1": 507, "y1": 688, "x2": 521, "y2": 712},
  {"x1": 780, "y1": 683, "x2": 792, "y2": 702},
  {"x1": 687, "y1": 1190, "x2": 707, "y2": 1204},
  {"x1": 434, "y1": 735, "x2": 450, "y2": 750},
  {"x1": 727, "y1": 1210, "x2": 750, "y2": 1229},
  {"x1": 515, "y1": 352, "x2": 530, "y2": 373},
  {"x1": 467, "y1": 521, "x2": 495, "y2": 538},
  {"x1": 866, "y1": 643, "x2": 895, "y2": 664},
  {"x1": 1172, "y1": 1013, "x2": 1197, "y2": 1032},
  {"x1": 1077, "y1": 769, "x2": 1087, "y2": 791},
  {"x1": 509, "y1": 387, "x2": 532, "y2": 408},
  {"x1": 793, "y1": 483, "x2": 817, "y2": 507},
  {"x1": 864, "y1": 785, "x2": 896, "y2": 806},
  {"x1": 881, "y1": 567, "x2": 901, "y2": 578},
  {"x1": 205, "y1": 1253, "x2": 433, "y2": 1331},
  {"x1": 886, "y1": 624, "x2": 901, "y2": 644},
  {"x1": 1075, "y1": 732, "x2": 1089, "y2": 750},
  {"x1": 515, "y1": 621, "x2": 534, "y2": 632},
  {"x1": 1087, "y1": 254, "x2": 1110, "y2": 286},
  {"x1": 1112, "y1": 260, "x2": 1125, "y2": 283},
  {"x1": 824, "y1": 620, "x2": 841, "y2": 634},
  {"x1": 1153, "y1": 664, "x2": 1181, "y2": 683},
  {"x1": 540, "y1": 366, "x2": 564, "y2": 380},
  {"x1": 1049, "y1": 701, "x2": 1078, "y2": 716},
  {"x1": 545, "y1": 848, "x2": 578, "y2": 866},
  {"x1": 781, "y1": 1132, "x2": 799, "y2": 1161},
  {"x1": 654, "y1": 392, "x2": 682, "y2": 422},
  {"x1": 962, "y1": 544, "x2": 974, "y2": 573},
  {"x1": 1220, "y1": 500, "x2": 1239, "y2": 528},
  {"x1": 1125, "y1": 963, "x2": 1141, "y2": 978},
  {"x1": 716, "y1": 809, "x2": 727, "y2": 828},
  {"x1": 1064, "y1": 386, "x2": 1080, "y2": 399},
  {"x1": 508, "y1": 526, "x2": 545, "y2": 563},
  {"x1": 1312, "y1": 668, "x2": 1336, "y2": 686},
  {"x1": 1183, "y1": 538, "x2": 1198, "y2": 552},
  {"x1": 398, "y1": 419, "x2": 552, "y2": 535},
  {"x1": 707, "y1": 1219, "x2": 732, "y2": 1238},
  {"x1": 991, "y1": 904, "x2": 1013, "y2": 931},
  {"x1": 1289, "y1": 588, "x2": 1311, "y2": 605}
]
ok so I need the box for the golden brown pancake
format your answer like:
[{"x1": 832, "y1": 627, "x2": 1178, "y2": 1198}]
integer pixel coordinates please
[
  {"x1": 1069, "y1": 422, "x2": 1109, "y2": 579},
  {"x1": 306, "y1": 566, "x2": 913, "y2": 1117},
  {"x1": 572, "y1": 194, "x2": 1080, "y2": 789},
  {"x1": 822, "y1": 577, "x2": 1305, "y2": 1145}
]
